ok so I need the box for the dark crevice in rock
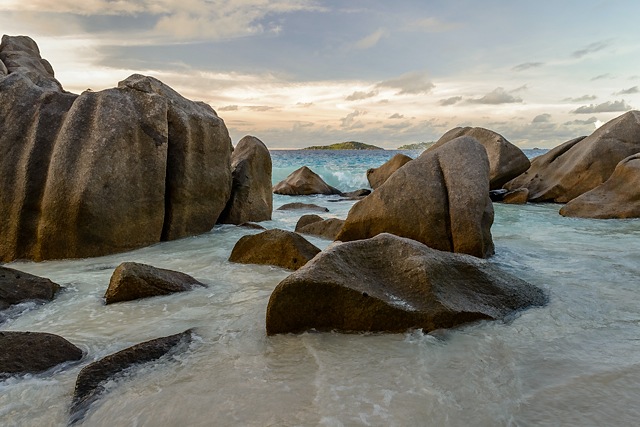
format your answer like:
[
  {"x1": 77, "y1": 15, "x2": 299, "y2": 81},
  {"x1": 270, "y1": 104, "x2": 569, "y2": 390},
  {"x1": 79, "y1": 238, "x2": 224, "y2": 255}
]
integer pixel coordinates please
[{"x1": 435, "y1": 154, "x2": 454, "y2": 252}]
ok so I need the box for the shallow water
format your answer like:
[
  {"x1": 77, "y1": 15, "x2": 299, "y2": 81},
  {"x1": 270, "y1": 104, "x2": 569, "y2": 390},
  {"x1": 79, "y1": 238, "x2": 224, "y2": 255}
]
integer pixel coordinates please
[{"x1": 2, "y1": 150, "x2": 640, "y2": 426}]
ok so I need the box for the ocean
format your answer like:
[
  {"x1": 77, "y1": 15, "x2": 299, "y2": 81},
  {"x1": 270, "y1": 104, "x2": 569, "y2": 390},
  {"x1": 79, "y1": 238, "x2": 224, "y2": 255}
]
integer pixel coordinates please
[{"x1": 2, "y1": 149, "x2": 640, "y2": 426}]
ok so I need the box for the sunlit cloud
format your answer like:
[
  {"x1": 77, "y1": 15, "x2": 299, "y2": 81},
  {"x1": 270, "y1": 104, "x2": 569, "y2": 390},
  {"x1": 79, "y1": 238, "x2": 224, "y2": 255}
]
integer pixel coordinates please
[
  {"x1": 468, "y1": 87, "x2": 522, "y2": 104},
  {"x1": 353, "y1": 28, "x2": 389, "y2": 50},
  {"x1": 377, "y1": 71, "x2": 435, "y2": 95},
  {"x1": 571, "y1": 100, "x2": 633, "y2": 114}
]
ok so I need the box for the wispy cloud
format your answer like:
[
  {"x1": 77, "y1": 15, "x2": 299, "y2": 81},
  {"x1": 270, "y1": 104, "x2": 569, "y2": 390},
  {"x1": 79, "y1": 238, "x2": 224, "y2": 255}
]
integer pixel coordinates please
[
  {"x1": 439, "y1": 96, "x2": 462, "y2": 106},
  {"x1": 467, "y1": 87, "x2": 522, "y2": 104},
  {"x1": 218, "y1": 105, "x2": 239, "y2": 111},
  {"x1": 564, "y1": 117, "x2": 598, "y2": 125},
  {"x1": 571, "y1": 100, "x2": 633, "y2": 114},
  {"x1": 409, "y1": 17, "x2": 460, "y2": 32},
  {"x1": 591, "y1": 73, "x2": 613, "y2": 81},
  {"x1": 247, "y1": 105, "x2": 276, "y2": 112},
  {"x1": 389, "y1": 113, "x2": 405, "y2": 119},
  {"x1": 532, "y1": 113, "x2": 551, "y2": 123},
  {"x1": 377, "y1": 71, "x2": 435, "y2": 95},
  {"x1": 353, "y1": 28, "x2": 389, "y2": 49},
  {"x1": 572, "y1": 40, "x2": 612, "y2": 58},
  {"x1": 512, "y1": 62, "x2": 543, "y2": 72},
  {"x1": 346, "y1": 90, "x2": 378, "y2": 101},
  {"x1": 563, "y1": 95, "x2": 597, "y2": 102},
  {"x1": 613, "y1": 86, "x2": 639, "y2": 95}
]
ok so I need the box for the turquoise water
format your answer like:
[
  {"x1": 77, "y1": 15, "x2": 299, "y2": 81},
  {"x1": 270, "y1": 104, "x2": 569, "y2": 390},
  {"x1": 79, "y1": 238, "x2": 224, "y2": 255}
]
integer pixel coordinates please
[{"x1": 2, "y1": 148, "x2": 640, "y2": 427}]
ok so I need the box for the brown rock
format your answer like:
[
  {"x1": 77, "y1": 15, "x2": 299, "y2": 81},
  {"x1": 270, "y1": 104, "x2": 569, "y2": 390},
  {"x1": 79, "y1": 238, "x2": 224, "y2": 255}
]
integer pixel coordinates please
[
  {"x1": 366, "y1": 154, "x2": 412, "y2": 189},
  {"x1": 560, "y1": 153, "x2": 640, "y2": 218},
  {"x1": 276, "y1": 202, "x2": 329, "y2": 212},
  {"x1": 0, "y1": 266, "x2": 60, "y2": 311},
  {"x1": 294, "y1": 214, "x2": 324, "y2": 230},
  {"x1": 272, "y1": 166, "x2": 342, "y2": 195},
  {"x1": 504, "y1": 111, "x2": 640, "y2": 202},
  {"x1": 266, "y1": 233, "x2": 546, "y2": 335},
  {"x1": 218, "y1": 135, "x2": 273, "y2": 224},
  {"x1": 229, "y1": 229, "x2": 320, "y2": 270},
  {"x1": 0, "y1": 331, "x2": 83, "y2": 376},
  {"x1": 296, "y1": 218, "x2": 345, "y2": 240},
  {"x1": 104, "y1": 262, "x2": 205, "y2": 304},
  {"x1": 336, "y1": 136, "x2": 495, "y2": 258},
  {"x1": 238, "y1": 222, "x2": 266, "y2": 230},
  {"x1": 0, "y1": 35, "x2": 62, "y2": 91},
  {"x1": 430, "y1": 127, "x2": 530, "y2": 190},
  {"x1": 503, "y1": 188, "x2": 529, "y2": 204}
]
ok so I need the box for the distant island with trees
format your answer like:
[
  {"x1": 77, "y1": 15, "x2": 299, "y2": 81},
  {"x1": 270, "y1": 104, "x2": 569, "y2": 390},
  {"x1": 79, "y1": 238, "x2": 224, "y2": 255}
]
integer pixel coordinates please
[
  {"x1": 397, "y1": 142, "x2": 435, "y2": 150},
  {"x1": 303, "y1": 141, "x2": 384, "y2": 150}
]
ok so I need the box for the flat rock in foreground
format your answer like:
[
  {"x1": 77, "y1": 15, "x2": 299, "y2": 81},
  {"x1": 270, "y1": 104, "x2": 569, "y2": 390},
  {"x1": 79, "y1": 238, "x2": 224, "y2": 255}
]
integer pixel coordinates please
[
  {"x1": 229, "y1": 229, "x2": 320, "y2": 270},
  {"x1": 266, "y1": 234, "x2": 546, "y2": 335},
  {"x1": 0, "y1": 331, "x2": 83, "y2": 376}
]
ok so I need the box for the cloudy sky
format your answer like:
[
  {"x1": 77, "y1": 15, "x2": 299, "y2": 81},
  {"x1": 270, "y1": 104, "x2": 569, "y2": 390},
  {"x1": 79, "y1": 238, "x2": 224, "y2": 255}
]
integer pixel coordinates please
[{"x1": 2, "y1": 0, "x2": 639, "y2": 149}]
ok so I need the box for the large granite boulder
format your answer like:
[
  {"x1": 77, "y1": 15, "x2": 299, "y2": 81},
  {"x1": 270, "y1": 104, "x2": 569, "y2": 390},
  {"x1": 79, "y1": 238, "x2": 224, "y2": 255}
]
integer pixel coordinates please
[
  {"x1": 1, "y1": 266, "x2": 60, "y2": 311},
  {"x1": 0, "y1": 35, "x2": 233, "y2": 262},
  {"x1": 430, "y1": 127, "x2": 530, "y2": 190},
  {"x1": 559, "y1": 153, "x2": 640, "y2": 218},
  {"x1": 229, "y1": 229, "x2": 320, "y2": 270},
  {"x1": 336, "y1": 136, "x2": 495, "y2": 258},
  {"x1": 366, "y1": 154, "x2": 412, "y2": 189},
  {"x1": 0, "y1": 331, "x2": 83, "y2": 376},
  {"x1": 104, "y1": 262, "x2": 206, "y2": 304},
  {"x1": 295, "y1": 216, "x2": 345, "y2": 240},
  {"x1": 266, "y1": 233, "x2": 546, "y2": 335},
  {"x1": 272, "y1": 166, "x2": 342, "y2": 195},
  {"x1": 218, "y1": 135, "x2": 273, "y2": 224},
  {"x1": 70, "y1": 330, "x2": 192, "y2": 424},
  {"x1": 504, "y1": 111, "x2": 640, "y2": 202}
]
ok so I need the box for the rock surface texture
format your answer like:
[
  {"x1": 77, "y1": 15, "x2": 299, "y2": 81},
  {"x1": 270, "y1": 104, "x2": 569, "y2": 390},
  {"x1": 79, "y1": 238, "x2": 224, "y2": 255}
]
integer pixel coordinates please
[
  {"x1": 366, "y1": 154, "x2": 412, "y2": 189},
  {"x1": 295, "y1": 217, "x2": 345, "y2": 240},
  {"x1": 336, "y1": 136, "x2": 495, "y2": 258},
  {"x1": 272, "y1": 166, "x2": 342, "y2": 196},
  {"x1": 266, "y1": 234, "x2": 546, "y2": 335},
  {"x1": 502, "y1": 188, "x2": 529, "y2": 205},
  {"x1": 229, "y1": 229, "x2": 320, "y2": 270},
  {"x1": 0, "y1": 266, "x2": 60, "y2": 310},
  {"x1": 218, "y1": 135, "x2": 272, "y2": 224},
  {"x1": 0, "y1": 35, "x2": 233, "y2": 262},
  {"x1": 430, "y1": 127, "x2": 530, "y2": 190},
  {"x1": 559, "y1": 153, "x2": 640, "y2": 218},
  {"x1": 0, "y1": 331, "x2": 83, "y2": 376},
  {"x1": 504, "y1": 111, "x2": 640, "y2": 202},
  {"x1": 104, "y1": 262, "x2": 205, "y2": 304}
]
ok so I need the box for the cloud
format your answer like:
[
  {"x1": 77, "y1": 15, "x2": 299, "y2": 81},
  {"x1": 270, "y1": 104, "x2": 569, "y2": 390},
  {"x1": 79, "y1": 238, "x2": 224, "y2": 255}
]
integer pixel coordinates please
[
  {"x1": 591, "y1": 73, "x2": 612, "y2": 81},
  {"x1": 572, "y1": 40, "x2": 611, "y2": 58},
  {"x1": 532, "y1": 113, "x2": 551, "y2": 123},
  {"x1": 340, "y1": 110, "x2": 366, "y2": 129},
  {"x1": 571, "y1": 100, "x2": 633, "y2": 114},
  {"x1": 247, "y1": 105, "x2": 276, "y2": 112},
  {"x1": 377, "y1": 71, "x2": 435, "y2": 95},
  {"x1": 409, "y1": 17, "x2": 460, "y2": 32},
  {"x1": 512, "y1": 62, "x2": 544, "y2": 72},
  {"x1": 218, "y1": 105, "x2": 238, "y2": 111},
  {"x1": 614, "y1": 86, "x2": 639, "y2": 95},
  {"x1": 353, "y1": 28, "x2": 389, "y2": 50},
  {"x1": 296, "y1": 102, "x2": 314, "y2": 108},
  {"x1": 439, "y1": 96, "x2": 462, "y2": 106},
  {"x1": 510, "y1": 84, "x2": 528, "y2": 93},
  {"x1": 345, "y1": 90, "x2": 378, "y2": 101},
  {"x1": 467, "y1": 87, "x2": 522, "y2": 104},
  {"x1": 389, "y1": 113, "x2": 405, "y2": 119},
  {"x1": 564, "y1": 117, "x2": 598, "y2": 126},
  {"x1": 563, "y1": 95, "x2": 597, "y2": 102}
]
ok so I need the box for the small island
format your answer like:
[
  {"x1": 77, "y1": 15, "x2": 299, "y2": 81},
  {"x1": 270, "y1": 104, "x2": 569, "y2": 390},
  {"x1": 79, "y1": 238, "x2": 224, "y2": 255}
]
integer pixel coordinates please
[
  {"x1": 303, "y1": 141, "x2": 384, "y2": 150},
  {"x1": 397, "y1": 142, "x2": 435, "y2": 150}
]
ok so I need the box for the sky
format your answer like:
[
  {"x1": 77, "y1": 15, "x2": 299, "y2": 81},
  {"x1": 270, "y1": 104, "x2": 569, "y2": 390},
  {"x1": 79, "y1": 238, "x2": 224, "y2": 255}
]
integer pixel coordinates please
[{"x1": 1, "y1": 0, "x2": 639, "y2": 149}]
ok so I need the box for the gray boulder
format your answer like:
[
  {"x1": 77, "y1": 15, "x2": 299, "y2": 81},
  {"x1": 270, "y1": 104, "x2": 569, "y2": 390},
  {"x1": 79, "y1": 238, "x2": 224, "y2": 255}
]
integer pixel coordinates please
[
  {"x1": 504, "y1": 111, "x2": 640, "y2": 202},
  {"x1": 218, "y1": 135, "x2": 273, "y2": 224},
  {"x1": 336, "y1": 136, "x2": 495, "y2": 258},
  {"x1": 272, "y1": 166, "x2": 342, "y2": 195},
  {"x1": 266, "y1": 233, "x2": 546, "y2": 335},
  {"x1": 430, "y1": 127, "x2": 530, "y2": 190},
  {"x1": 229, "y1": 229, "x2": 320, "y2": 270},
  {"x1": 0, "y1": 331, "x2": 83, "y2": 376},
  {"x1": 295, "y1": 217, "x2": 345, "y2": 240},
  {"x1": 0, "y1": 35, "x2": 232, "y2": 262},
  {"x1": 366, "y1": 154, "x2": 412, "y2": 189},
  {"x1": 1, "y1": 266, "x2": 60, "y2": 311},
  {"x1": 104, "y1": 262, "x2": 205, "y2": 304}
]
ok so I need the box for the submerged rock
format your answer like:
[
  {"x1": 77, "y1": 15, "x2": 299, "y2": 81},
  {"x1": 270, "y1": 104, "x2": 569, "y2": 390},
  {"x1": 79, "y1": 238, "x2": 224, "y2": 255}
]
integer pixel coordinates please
[
  {"x1": 503, "y1": 188, "x2": 529, "y2": 204},
  {"x1": 366, "y1": 154, "x2": 412, "y2": 189},
  {"x1": 0, "y1": 35, "x2": 233, "y2": 262},
  {"x1": 294, "y1": 214, "x2": 324, "y2": 229},
  {"x1": 276, "y1": 202, "x2": 329, "y2": 212},
  {"x1": 504, "y1": 111, "x2": 640, "y2": 202},
  {"x1": 295, "y1": 217, "x2": 345, "y2": 240},
  {"x1": 266, "y1": 233, "x2": 546, "y2": 335},
  {"x1": 560, "y1": 153, "x2": 640, "y2": 218},
  {"x1": 229, "y1": 229, "x2": 320, "y2": 270},
  {"x1": 336, "y1": 136, "x2": 495, "y2": 258},
  {"x1": 0, "y1": 266, "x2": 60, "y2": 311},
  {"x1": 0, "y1": 331, "x2": 82, "y2": 376},
  {"x1": 430, "y1": 127, "x2": 530, "y2": 190},
  {"x1": 218, "y1": 135, "x2": 273, "y2": 224},
  {"x1": 272, "y1": 166, "x2": 342, "y2": 196},
  {"x1": 70, "y1": 330, "x2": 193, "y2": 424},
  {"x1": 104, "y1": 262, "x2": 205, "y2": 304}
]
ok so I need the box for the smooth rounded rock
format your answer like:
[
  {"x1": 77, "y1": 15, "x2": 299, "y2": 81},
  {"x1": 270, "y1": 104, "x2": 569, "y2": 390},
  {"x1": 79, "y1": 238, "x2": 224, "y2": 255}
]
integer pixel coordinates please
[
  {"x1": 229, "y1": 229, "x2": 320, "y2": 270},
  {"x1": 0, "y1": 331, "x2": 83, "y2": 376},
  {"x1": 272, "y1": 166, "x2": 342, "y2": 196}
]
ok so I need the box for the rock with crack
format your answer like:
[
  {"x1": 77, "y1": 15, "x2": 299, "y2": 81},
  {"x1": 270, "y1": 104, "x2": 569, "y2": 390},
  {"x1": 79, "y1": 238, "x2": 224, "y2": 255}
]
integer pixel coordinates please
[
  {"x1": 272, "y1": 166, "x2": 342, "y2": 195},
  {"x1": 229, "y1": 229, "x2": 320, "y2": 270},
  {"x1": 0, "y1": 331, "x2": 83, "y2": 376},
  {"x1": 266, "y1": 234, "x2": 547, "y2": 335}
]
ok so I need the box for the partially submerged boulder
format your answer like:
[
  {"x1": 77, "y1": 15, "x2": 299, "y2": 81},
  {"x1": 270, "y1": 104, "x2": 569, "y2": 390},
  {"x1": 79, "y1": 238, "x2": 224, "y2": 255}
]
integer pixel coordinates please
[
  {"x1": 430, "y1": 127, "x2": 530, "y2": 190},
  {"x1": 295, "y1": 217, "x2": 345, "y2": 240},
  {"x1": 0, "y1": 331, "x2": 83, "y2": 376},
  {"x1": 336, "y1": 136, "x2": 495, "y2": 258},
  {"x1": 504, "y1": 111, "x2": 640, "y2": 202},
  {"x1": 560, "y1": 153, "x2": 640, "y2": 218},
  {"x1": 229, "y1": 229, "x2": 320, "y2": 270},
  {"x1": 70, "y1": 330, "x2": 192, "y2": 424},
  {"x1": 218, "y1": 135, "x2": 272, "y2": 224},
  {"x1": 0, "y1": 266, "x2": 60, "y2": 311},
  {"x1": 503, "y1": 188, "x2": 529, "y2": 205},
  {"x1": 295, "y1": 214, "x2": 324, "y2": 230},
  {"x1": 276, "y1": 202, "x2": 329, "y2": 212},
  {"x1": 104, "y1": 262, "x2": 205, "y2": 304},
  {"x1": 266, "y1": 233, "x2": 546, "y2": 335},
  {"x1": 0, "y1": 35, "x2": 233, "y2": 262},
  {"x1": 272, "y1": 166, "x2": 342, "y2": 195},
  {"x1": 366, "y1": 154, "x2": 412, "y2": 189}
]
